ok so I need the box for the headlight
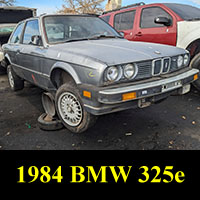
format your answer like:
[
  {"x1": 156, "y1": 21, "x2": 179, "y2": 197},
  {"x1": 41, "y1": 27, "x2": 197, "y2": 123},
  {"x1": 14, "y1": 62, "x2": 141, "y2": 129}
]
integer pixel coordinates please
[
  {"x1": 124, "y1": 64, "x2": 137, "y2": 79},
  {"x1": 106, "y1": 66, "x2": 119, "y2": 81},
  {"x1": 183, "y1": 54, "x2": 189, "y2": 66},
  {"x1": 177, "y1": 55, "x2": 183, "y2": 68}
]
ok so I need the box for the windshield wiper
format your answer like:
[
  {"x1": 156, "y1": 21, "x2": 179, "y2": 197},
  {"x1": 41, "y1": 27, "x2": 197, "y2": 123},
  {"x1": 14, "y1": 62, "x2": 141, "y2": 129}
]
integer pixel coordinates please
[
  {"x1": 58, "y1": 35, "x2": 123, "y2": 43},
  {"x1": 62, "y1": 38, "x2": 89, "y2": 43},
  {"x1": 88, "y1": 34, "x2": 123, "y2": 40}
]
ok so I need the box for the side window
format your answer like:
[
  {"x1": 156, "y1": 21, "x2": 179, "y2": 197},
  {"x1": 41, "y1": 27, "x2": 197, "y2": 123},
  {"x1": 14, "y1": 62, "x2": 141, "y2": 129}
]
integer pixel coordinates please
[
  {"x1": 114, "y1": 10, "x2": 136, "y2": 31},
  {"x1": 101, "y1": 15, "x2": 111, "y2": 24},
  {"x1": 10, "y1": 22, "x2": 24, "y2": 44},
  {"x1": 23, "y1": 20, "x2": 40, "y2": 45},
  {"x1": 140, "y1": 7, "x2": 172, "y2": 28}
]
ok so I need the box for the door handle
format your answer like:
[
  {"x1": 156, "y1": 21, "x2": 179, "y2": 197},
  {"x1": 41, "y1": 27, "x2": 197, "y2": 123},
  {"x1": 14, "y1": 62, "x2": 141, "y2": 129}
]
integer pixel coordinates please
[
  {"x1": 31, "y1": 51, "x2": 45, "y2": 57},
  {"x1": 135, "y1": 32, "x2": 143, "y2": 37}
]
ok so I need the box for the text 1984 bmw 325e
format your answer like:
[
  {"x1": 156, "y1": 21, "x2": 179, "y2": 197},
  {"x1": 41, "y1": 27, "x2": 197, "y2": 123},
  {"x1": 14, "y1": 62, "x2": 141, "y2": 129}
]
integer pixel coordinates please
[{"x1": 2, "y1": 14, "x2": 199, "y2": 133}]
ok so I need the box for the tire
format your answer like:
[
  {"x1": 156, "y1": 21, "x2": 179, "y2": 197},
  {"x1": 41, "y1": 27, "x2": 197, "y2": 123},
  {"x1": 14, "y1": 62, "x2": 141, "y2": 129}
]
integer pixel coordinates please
[
  {"x1": 0, "y1": 65, "x2": 6, "y2": 75},
  {"x1": 55, "y1": 83, "x2": 97, "y2": 133},
  {"x1": 7, "y1": 65, "x2": 24, "y2": 91},
  {"x1": 190, "y1": 52, "x2": 200, "y2": 90},
  {"x1": 38, "y1": 113, "x2": 63, "y2": 131}
]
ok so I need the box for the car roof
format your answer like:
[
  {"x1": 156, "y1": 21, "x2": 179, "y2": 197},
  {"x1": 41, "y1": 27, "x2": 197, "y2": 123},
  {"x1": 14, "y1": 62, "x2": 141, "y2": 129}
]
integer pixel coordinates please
[
  {"x1": 20, "y1": 13, "x2": 100, "y2": 24},
  {"x1": 39, "y1": 13, "x2": 99, "y2": 18},
  {"x1": 102, "y1": 2, "x2": 145, "y2": 15},
  {"x1": 101, "y1": 2, "x2": 195, "y2": 15}
]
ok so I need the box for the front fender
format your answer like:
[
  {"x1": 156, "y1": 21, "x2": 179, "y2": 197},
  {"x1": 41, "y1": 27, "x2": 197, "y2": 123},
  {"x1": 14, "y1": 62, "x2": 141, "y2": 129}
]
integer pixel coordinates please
[
  {"x1": 177, "y1": 21, "x2": 200, "y2": 49},
  {"x1": 50, "y1": 61, "x2": 81, "y2": 84},
  {"x1": 4, "y1": 53, "x2": 12, "y2": 65}
]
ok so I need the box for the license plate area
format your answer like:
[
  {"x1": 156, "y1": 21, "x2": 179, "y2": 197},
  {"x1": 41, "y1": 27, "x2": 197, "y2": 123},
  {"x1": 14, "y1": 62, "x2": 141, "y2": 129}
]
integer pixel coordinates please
[
  {"x1": 138, "y1": 98, "x2": 151, "y2": 108},
  {"x1": 162, "y1": 80, "x2": 182, "y2": 92}
]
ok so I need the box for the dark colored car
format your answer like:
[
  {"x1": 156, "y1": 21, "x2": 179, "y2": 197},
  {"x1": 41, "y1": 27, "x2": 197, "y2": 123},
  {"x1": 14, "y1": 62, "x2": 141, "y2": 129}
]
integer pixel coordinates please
[{"x1": 2, "y1": 14, "x2": 199, "y2": 133}]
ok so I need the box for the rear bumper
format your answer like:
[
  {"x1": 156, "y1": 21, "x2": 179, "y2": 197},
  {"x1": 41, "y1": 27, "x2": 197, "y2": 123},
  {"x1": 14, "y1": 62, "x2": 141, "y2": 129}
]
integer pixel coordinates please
[{"x1": 80, "y1": 68, "x2": 199, "y2": 115}]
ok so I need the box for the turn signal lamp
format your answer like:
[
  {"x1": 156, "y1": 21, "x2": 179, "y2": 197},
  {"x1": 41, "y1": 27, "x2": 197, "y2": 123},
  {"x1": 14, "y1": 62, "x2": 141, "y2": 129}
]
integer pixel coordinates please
[{"x1": 122, "y1": 92, "x2": 136, "y2": 101}]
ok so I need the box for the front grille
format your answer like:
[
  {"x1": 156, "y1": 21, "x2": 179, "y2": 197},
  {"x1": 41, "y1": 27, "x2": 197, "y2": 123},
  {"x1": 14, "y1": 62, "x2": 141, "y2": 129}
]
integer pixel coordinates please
[
  {"x1": 163, "y1": 57, "x2": 171, "y2": 73},
  {"x1": 151, "y1": 57, "x2": 171, "y2": 76},
  {"x1": 122, "y1": 55, "x2": 186, "y2": 82},
  {"x1": 153, "y1": 59, "x2": 162, "y2": 75},
  {"x1": 135, "y1": 61, "x2": 152, "y2": 80}
]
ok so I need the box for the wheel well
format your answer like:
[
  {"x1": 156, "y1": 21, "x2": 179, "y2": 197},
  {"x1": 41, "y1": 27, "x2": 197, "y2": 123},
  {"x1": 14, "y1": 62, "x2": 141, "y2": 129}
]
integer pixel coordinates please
[
  {"x1": 186, "y1": 39, "x2": 200, "y2": 60},
  {"x1": 50, "y1": 69, "x2": 76, "y2": 89},
  {"x1": 3, "y1": 57, "x2": 11, "y2": 68}
]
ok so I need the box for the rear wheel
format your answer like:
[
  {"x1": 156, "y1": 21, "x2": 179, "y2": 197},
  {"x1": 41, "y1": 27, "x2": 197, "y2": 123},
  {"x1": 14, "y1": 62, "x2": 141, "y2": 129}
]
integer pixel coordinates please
[
  {"x1": 7, "y1": 65, "x2": 24, "y2": 91},
  {"x1": 55, "y1": 83, "x2": 97, "y2": 133},
  {"x1": 190, "y1": 52, "x2": 200, "y2": 90}
]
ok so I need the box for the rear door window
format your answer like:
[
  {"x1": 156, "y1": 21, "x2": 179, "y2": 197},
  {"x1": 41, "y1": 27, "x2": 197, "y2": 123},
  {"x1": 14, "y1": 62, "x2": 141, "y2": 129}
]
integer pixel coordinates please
[{"x1": 114, "y1": 10, "x2": 136, "y2": 31}]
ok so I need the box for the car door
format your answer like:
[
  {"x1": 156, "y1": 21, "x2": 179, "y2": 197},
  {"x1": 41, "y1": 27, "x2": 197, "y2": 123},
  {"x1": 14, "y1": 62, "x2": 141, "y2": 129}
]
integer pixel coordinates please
[
  {"x1": 113, "y1": 9, "x2": 136, "y2": 40},
  {"x1": 18, "y1": 19, "x2": 47, "y2": 87},
  {"x1": 4, "y1": 22, "x2": 25, "y2": 78},
  {"x1": 134, "y1": 6, "x2": 177, "y2": 46}
]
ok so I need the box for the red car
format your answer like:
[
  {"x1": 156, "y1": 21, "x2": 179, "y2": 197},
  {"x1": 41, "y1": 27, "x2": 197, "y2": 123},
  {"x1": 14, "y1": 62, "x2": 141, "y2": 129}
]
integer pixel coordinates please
[{"x1": 100, "y1": 2, "x2": 200, "y2": 89}]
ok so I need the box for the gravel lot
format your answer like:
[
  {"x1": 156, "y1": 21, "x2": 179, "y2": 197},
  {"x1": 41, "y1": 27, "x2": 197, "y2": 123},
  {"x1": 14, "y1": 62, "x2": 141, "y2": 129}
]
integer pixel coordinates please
[{"x1": 0, "y1": 74, "x2": 200, "y2": 150}]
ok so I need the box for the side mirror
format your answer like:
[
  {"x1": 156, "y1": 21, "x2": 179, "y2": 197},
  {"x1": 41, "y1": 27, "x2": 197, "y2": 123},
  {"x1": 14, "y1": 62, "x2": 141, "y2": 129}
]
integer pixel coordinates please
[
  {"x1": 31, "y1": 35, "x2": 43, "y2": 46},
  {"x1": 119, "y1": 31, "x2": 124, "y2": 38},
  {"x1": 154, "y1": 17, "x2": 171, "y2": 26}
]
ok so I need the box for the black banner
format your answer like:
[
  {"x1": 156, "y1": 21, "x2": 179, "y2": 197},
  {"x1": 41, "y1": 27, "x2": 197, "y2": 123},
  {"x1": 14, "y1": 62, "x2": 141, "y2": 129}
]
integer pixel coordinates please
[{"x1": 0, "y1": 150, "x2": 199, "y2": 190}]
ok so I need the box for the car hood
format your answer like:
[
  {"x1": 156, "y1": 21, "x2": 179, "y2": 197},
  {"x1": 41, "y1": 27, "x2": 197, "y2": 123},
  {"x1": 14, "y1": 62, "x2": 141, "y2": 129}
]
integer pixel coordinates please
[{"x1": 52, "y1": 38, "x2": 186, "y2": 66}]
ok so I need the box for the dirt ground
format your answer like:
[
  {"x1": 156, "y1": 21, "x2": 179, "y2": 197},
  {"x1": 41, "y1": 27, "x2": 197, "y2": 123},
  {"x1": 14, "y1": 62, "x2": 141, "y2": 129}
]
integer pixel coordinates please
[{"x1": 0, "y1": 74, "x2": 200, "y2": 150}]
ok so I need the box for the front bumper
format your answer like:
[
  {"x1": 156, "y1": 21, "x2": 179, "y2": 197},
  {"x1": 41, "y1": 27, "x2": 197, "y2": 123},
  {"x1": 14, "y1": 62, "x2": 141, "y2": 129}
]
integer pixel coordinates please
[{"x1": 80, "y1": 68, "x2": 199, "y2": 115}]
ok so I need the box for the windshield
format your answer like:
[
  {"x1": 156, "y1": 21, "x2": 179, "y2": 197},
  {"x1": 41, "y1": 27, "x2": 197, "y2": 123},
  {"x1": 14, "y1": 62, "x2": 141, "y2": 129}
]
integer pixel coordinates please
[
  {"x1": 43, "y1": 15, "x2": 120, "y2": 44},
  {"x1": 164, "y1": 3, "x2": 200, "y2": 20}
]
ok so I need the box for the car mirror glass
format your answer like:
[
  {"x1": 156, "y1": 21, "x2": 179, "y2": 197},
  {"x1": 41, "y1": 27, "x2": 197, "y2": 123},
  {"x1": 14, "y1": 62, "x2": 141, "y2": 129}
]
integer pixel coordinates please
[
  {"x1": 154, "y1": 17, "x2": 171, "y2": 26},
  {"x1": 31, "y1": 35, "x2": 42, "y2": 46}
]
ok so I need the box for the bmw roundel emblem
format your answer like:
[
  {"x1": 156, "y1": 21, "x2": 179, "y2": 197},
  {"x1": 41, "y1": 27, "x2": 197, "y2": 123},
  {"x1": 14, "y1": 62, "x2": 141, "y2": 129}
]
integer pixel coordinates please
[{"x1": 154, "y1": 50, "x2": 161, "y2": 55}]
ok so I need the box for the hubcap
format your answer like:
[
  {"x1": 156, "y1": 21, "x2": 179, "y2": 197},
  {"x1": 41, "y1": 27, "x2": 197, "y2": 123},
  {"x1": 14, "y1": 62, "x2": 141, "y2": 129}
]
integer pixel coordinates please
[
  {"x1": 8, "y1": 70, "x2": 14, "y2": 88},
  {"x1": 58, "y1": 92, "x2": 83, "y2": 127}
]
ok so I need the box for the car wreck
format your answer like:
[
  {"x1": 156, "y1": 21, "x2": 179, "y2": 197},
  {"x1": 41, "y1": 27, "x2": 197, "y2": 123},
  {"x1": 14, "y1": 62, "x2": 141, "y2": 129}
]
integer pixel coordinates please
[{"x1": 2, "y1": 14, "x2": 199, "y2": 133}]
